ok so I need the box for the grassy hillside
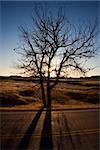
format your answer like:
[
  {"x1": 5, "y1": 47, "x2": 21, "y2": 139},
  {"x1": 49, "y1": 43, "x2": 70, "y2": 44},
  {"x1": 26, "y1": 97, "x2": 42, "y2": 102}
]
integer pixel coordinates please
[{"x1": 0, "y1": 78, "x2": 99, "y2": 107}]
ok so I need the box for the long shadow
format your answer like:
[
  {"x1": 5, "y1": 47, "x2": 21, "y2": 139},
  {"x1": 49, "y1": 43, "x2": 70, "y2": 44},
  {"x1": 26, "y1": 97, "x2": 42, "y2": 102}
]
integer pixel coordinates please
[
  {"x1": 40, "y1": 108, "x2": 53, "y2": 150},
  {"x1": 18, "y1": 108, "x2": 43, "y2": 150},
  {"x1": 62, "y1": 113, "x2": 76, "y2": 150}
]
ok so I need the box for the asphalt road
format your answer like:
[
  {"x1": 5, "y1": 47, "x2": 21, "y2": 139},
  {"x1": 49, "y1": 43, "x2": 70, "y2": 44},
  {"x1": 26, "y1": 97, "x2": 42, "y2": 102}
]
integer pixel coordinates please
[{"x1": 0, "y1": 109, "x2": 99, "y2": 150}]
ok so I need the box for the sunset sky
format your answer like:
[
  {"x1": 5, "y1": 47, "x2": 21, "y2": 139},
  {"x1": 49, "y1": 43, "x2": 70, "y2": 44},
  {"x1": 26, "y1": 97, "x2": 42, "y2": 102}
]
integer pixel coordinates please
[{"x1": 0, "y1": 1, "x2": 100, "y2": 77}]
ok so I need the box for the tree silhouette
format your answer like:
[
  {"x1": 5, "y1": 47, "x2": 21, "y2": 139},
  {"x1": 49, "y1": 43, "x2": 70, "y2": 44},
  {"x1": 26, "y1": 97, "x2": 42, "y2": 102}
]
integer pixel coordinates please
[{"x1": 15, "y1": 6, "x2": 98, "y2": 108}]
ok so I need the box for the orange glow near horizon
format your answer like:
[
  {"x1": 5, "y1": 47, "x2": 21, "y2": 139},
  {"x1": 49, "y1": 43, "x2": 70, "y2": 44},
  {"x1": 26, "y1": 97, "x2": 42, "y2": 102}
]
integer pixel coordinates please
[{"x1": 0, "y1": 66, "x2": 100, "y2": 78}]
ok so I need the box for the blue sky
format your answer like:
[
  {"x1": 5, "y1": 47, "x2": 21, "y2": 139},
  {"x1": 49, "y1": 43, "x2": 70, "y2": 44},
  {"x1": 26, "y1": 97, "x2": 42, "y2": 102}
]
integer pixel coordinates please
[{"x1": 0, "y1": 1, "x2": 100, "y2": 77}]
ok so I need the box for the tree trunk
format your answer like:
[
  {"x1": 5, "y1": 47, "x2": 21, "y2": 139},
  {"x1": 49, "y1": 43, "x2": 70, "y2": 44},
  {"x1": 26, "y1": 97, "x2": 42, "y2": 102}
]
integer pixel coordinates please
[
  {"x1": 47, "y1": 86, "x2": 51, "y2": 108},
  {"x1": 40, "y1": 78, "x2": 46, "y2": 107},
  {"x1": 47, "y1": 64, "x2": 51, "y2": 108}
]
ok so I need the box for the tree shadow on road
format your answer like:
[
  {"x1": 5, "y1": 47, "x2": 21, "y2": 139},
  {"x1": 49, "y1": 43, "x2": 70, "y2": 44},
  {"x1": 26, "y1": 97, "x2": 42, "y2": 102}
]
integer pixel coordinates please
[
  {"x1": 62, "y1": 113, "x2": 76, "y2": 150},
  {"x1": 17, "y1": 108, "x2": 43, "y2": 150},
  {"x1": 39, "y1": 108, "x2": 53, "y2": 150}
]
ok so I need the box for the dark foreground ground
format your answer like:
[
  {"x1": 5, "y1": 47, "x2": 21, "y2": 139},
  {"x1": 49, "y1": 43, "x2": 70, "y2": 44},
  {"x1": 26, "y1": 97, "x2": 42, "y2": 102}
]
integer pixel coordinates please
[{"x1": 0, "y1": 108, "x2": 99, "y2": 150}]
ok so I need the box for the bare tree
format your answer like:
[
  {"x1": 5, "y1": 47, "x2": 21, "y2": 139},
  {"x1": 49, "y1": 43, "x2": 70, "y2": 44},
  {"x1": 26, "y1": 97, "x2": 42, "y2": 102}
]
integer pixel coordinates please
[{"x1": 15, "y1": 6, "x2": 98, "y2": 108}]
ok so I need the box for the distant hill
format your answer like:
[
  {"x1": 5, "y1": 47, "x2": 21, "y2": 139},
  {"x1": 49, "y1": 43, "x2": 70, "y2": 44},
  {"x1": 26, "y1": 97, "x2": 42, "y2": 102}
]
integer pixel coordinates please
[{"x1": 0, "y1": 75, "x2": 99, "y2": 82}]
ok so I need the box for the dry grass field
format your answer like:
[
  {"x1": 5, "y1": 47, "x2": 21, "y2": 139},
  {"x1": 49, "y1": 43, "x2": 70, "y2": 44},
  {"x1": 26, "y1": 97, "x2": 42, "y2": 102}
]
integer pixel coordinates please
[{"x1": 0, "y1": 78, "x2": 99, "y2": 109}]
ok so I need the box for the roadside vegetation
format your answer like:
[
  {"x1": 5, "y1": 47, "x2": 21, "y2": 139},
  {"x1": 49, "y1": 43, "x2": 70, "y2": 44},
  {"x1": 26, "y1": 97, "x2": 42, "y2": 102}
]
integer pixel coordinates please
[{"x1": 0, "y1": 78, "x2": 99, "y2": 108}]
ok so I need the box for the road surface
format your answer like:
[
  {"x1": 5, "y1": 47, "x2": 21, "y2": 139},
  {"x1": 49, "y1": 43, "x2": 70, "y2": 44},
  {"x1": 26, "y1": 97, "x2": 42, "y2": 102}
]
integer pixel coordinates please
[{"x1": 0, "y1": 109, "x2": 99, "y2": 150}]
